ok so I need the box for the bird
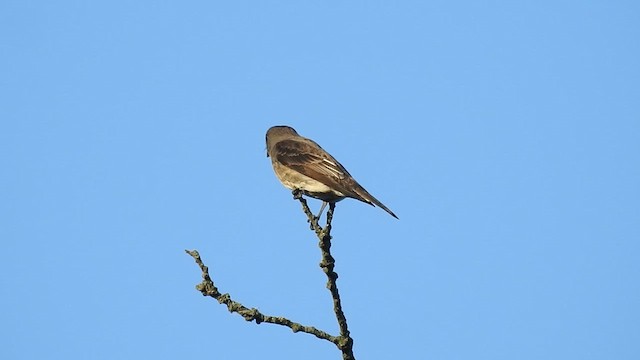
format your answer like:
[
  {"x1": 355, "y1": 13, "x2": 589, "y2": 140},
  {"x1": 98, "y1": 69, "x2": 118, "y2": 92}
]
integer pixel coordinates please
[{"x1": 266, "y1": 125, "x2": 398, "y2": 219}]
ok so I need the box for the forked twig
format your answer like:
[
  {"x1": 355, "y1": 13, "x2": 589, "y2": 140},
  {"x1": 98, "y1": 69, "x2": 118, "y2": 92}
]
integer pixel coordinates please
[{"x1": 186, "y1": 193, "x2": 356, "y2": 360}]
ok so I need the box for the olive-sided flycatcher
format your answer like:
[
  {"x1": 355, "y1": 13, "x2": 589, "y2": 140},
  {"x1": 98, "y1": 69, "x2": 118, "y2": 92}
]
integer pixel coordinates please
[{"x1": 266, "y1": 125, "x2": 398, "y2": 219}]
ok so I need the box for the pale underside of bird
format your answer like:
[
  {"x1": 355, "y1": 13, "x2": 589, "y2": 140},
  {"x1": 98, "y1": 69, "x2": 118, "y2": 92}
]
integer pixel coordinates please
[{"x1": 266, "y1": 125, "x2": 398, "y2": 219}]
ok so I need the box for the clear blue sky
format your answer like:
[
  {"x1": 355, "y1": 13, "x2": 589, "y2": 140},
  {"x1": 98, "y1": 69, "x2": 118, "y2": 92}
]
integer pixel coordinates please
[{"x1": 2, "y1": 1, "x2": 639, "y2": 359}]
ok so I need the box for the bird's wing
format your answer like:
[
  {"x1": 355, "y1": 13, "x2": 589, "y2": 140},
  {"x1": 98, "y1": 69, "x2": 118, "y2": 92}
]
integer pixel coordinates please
[
  {"x1": 273, "y1": 139, "x2": 359, "y2": 197},
  {"x1": 273, "y1": 137, "x2": 399, "y2": 219}
]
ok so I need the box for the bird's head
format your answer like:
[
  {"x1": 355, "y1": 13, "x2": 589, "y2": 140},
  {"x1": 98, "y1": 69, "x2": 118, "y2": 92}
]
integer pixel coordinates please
[{"x1": 266, "y1": 125, "x2": 299, "y2": 157}]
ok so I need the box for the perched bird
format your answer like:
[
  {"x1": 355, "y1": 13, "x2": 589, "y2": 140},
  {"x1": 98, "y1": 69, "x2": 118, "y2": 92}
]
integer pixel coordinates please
[{"x1": 266, "y1": 125, "x2": 398, "y2": 219}]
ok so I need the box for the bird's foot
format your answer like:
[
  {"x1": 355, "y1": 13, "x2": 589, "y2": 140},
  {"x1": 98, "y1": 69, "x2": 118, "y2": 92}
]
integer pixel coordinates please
[{"x1": 292, "y1": 189, "x2": 303, "y2": 200}]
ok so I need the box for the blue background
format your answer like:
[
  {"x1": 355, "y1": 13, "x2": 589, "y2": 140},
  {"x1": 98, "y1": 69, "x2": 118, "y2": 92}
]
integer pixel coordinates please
[{"x1": 2, "y1": 1, "x2": 639, "y2": 359}]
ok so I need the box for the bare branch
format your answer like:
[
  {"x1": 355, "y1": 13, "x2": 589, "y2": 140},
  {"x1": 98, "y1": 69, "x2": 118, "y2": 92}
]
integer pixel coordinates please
[
  {"x1": 185, "y1": 250, "x2": 339, "y2": 344},
  {"x1": 186, "y1": 193, "x2": 356, "y2": 360},
  {"x1": 295, "y1": 199, "x2": 356, "y2": 360}
]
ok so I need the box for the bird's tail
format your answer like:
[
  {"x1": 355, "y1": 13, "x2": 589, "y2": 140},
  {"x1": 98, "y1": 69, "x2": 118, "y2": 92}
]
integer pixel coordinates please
[{"x1": 352, "y1": 186, "x2": 398, "y2": 219}]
